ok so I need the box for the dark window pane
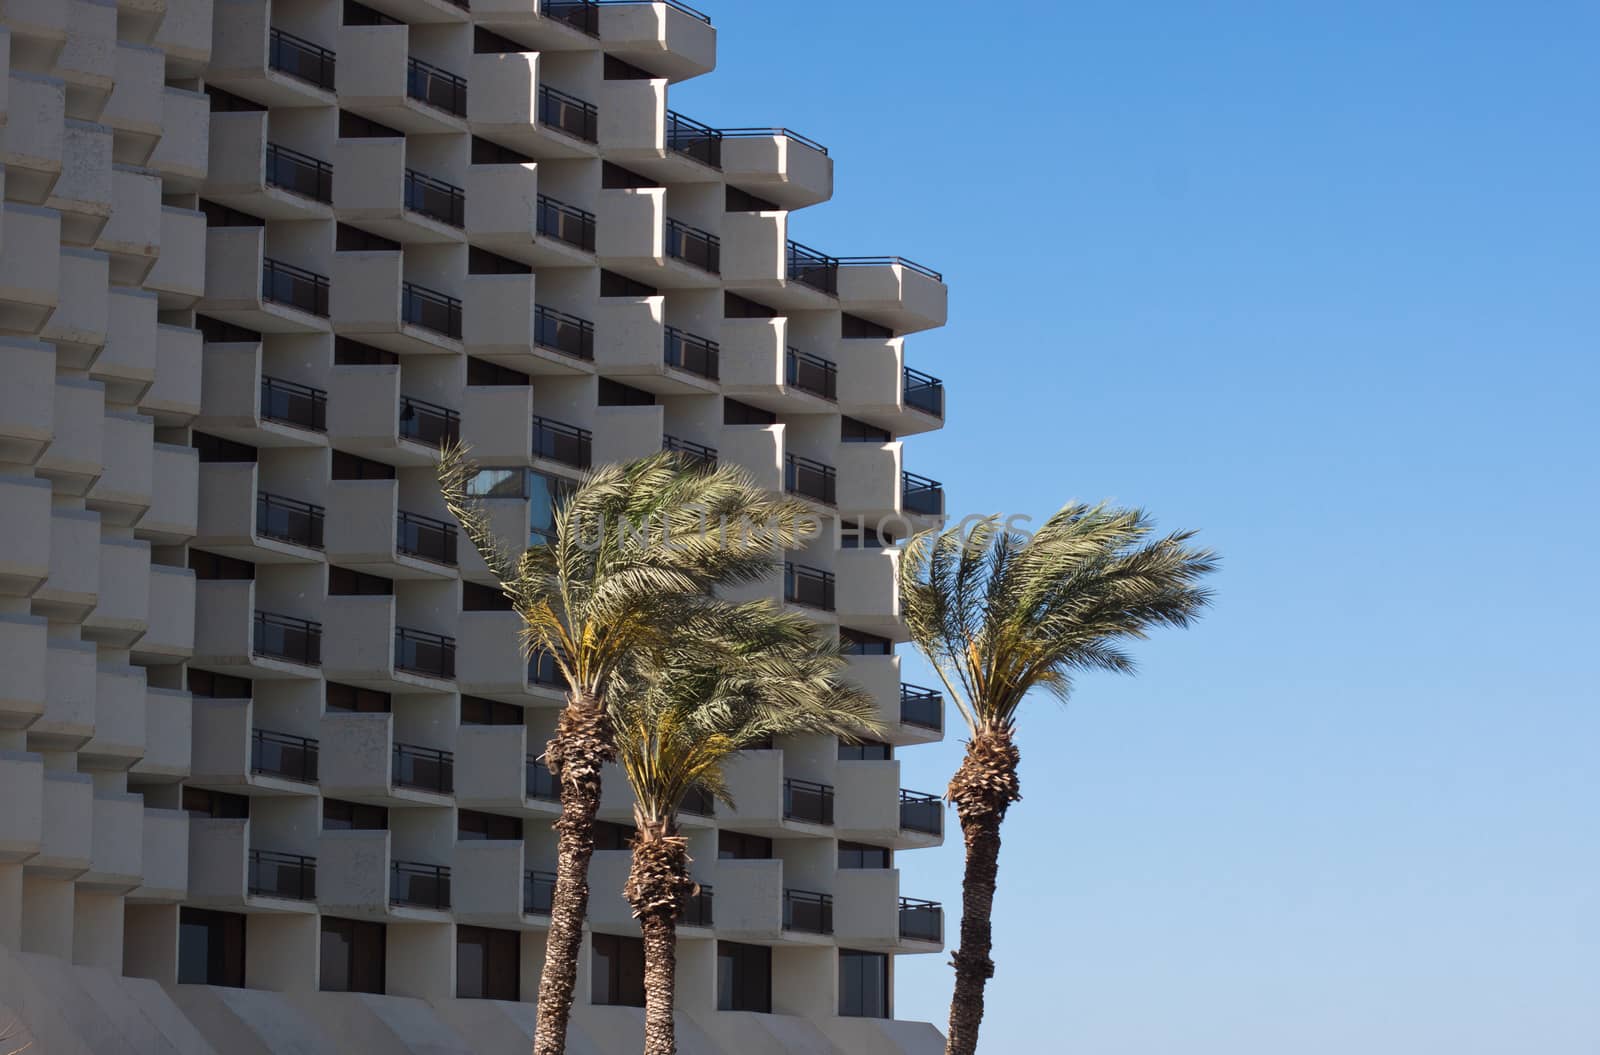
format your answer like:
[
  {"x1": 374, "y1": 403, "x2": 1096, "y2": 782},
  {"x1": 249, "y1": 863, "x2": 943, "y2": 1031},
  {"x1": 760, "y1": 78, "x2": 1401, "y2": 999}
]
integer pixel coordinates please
[
  {"x1": 178, "y1": 908, "x2": 246, "y2": 987},
  {"x1": 326, "y1": 682, "x2": 391, "y2": 714},
  {"x1": 840, "y1": 950, "x2": 890, "y2": 1017},
  {"x1": 716, "y1": 941, "x2": 771, "y2": 1013},
  {"x1": 591, "y1": 934, "x2": 646, "y2": 1007},
  {"x1": 322, "y1": 798, "x2": 388, "y2": 831},
  {"x1": 456, "y1": 926, "x2": 520, "y2": 1000},
  {"x1": 717, "y1": 830, "x2": 773, "y2": 860}
]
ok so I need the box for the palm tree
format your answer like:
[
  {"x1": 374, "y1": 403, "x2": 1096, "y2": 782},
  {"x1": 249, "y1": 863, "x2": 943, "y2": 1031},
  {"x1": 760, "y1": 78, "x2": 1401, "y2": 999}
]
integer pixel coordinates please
[
  {"x1": 899, "y1": 505, "x2": 1217, "y2": 1055},
  {"x1": 612, "y1": 606, "x2": 881, "y2": 1055},
  {"x1": 438, "y1": 448, "x2": 814, "y2": 1055}
]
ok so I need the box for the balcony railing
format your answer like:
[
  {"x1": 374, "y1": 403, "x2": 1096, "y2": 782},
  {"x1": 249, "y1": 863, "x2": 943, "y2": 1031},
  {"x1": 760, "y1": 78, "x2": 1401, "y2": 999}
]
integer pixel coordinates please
[
  {"x1": 390, "y1": 860, "x2": 450, "y2": 909},
  {"x1": 396, "y1": 510, "x2": 458, "y2": 566},
  {"x1": 394, "y1": 627, "x2": 455, "y2": 679},
  {"x1": 261, "y1": 258, "x2": 329, "y2": 317},
  {"x1": 259, "y1": 377, "x2": 324, "y2": 432},
  {"x1": 538, "y1": 84, "x2": 598, "y2": 143},
  {"x1": 663, "y1": 435, "x2": 717, "y2": 471},
  {"x1": 663, "y1": 326, "x2": 719, "y2": 380},
  {"x1": 251, "y1": 729, "x2": 320, "y2": 783},
  {"x1": 403, "y1": 169, "x2": 464, "y2": 228},
  {"x1": 785, "y1": 453, "x2": 837, "y2": 505},
  {"x1": 401, "y1": 282, "x2": 462, "y2": 339},
  {"x1": 786, "y1": 240, "x2": 838, "y2": 295},
  {"x1": 784, "y1": 561, "x2": 836, "y2": 612},
  {"x1": 540, "y1": 0, "x2": 598, "y2": 36},
  {"x1": 537, "y1": 194, "x2": 596, "y2": 252},
  {"x1": 682, "y1": 885, "x2": 713, "y2": 926},
  {"x1": 264, "y1": 143, "x2": 333, "y2": 203},
  {"x1": 902, "y1": 471, "x2": 945, "y2": 517},
  {"x1": 665, "y1": 218, "x2": 720, "y2": 274},
  {"x1": 899, "y1": 897, "x2": 943, "y2": 942},
  {"x1": 248, "y1": 849, "x2": 316, "y2": 900},
  {"x1": 253, "y1": 610, "x2": 322, "y2": 666},
  {"x1": 899, "y1": 684, "x2": 943, "y2": 732},
  {"x1": 782, "y1": 888, "x2": 833, "y2": 934},
  {"x1": 903, "y1": 366, "x2": 945, "y2": 418},
  {"x1": 598, "y1": 0, "x2": 711, "y2": 23},
  {"x1": 256, "y1": 491, "x2": 325, "y2": 549},
  {"x1": 837, "y1": 256, "x2": 943, "y2": 282},
  {"x1": 783, "y1": 778, "x2": 834, "y2": 826},
  {"x1": 526, "y1": 756, "x2": 560, "y2": 802},
  {"x1": 665, "y1": 110, "x2": 722, "y2": 168},
  {"x1": 529, "y1": 649, "x2": 562, "y2": 688},
  {"x1": 678, "y1": 785, "x2": 714, "y2": 816},
  {"x1": 393, "y1": 743, "x2": 454, "y2": 793},
  {"x1": 406, "y1": 57, "x2": 466, "y2": 118},
  {"x1": 531, "y1": 415, "x2": 592, "y2": 468},
  {"x1": 785, "y1": 347, "x2": 837, "y2": 400},
  {"x1": 267, "y1": 28, "x2": 335, "y2": 91},
  {"x1": 899, "y1": 789, "x2": 943, "y2": 836},
  {"x1": 720, "y1": 127, "x2": 829, "y2": 155},
  {"x1": 534, "y1": 304, "x2": 595, "y2": 360},
  {"x1": 524, "y1": 869, "x2": 557, "y2": 914},
  {"x1": 398, "y1": 395, "x2": 460, "y2": 449}
]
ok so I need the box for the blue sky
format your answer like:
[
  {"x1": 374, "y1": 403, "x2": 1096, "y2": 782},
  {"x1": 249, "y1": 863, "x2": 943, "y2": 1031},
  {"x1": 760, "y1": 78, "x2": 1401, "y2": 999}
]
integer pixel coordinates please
[{"x1": 679, "y1": 1, "x2": 1599, "y2": 1051}]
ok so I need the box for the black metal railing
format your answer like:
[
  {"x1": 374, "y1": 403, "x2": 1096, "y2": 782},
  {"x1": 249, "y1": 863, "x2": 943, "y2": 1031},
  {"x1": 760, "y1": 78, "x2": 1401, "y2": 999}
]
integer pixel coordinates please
[
  {"x1": 396, "y1": 510, "x2": 458, "y2": 565},
  {"x1": 403, "y1": 169, "x2": 464, "y2": 227},
  {"x1": 783, "y1": 778, "x2": 834, "y2": 825},
  {"x1": 537, "y1": 194, "x2": 596, "y2": 252},
  {"x1": 398, "y1": 395, "x2": 460, "y2": 448},
  {"x1": 786, "y1": 347, "x2": 837, "y2": 400},
  {"x1": 533, "y1": 304, "x2": 595, "y2": 360},
  {"x1": 899, "y1": 897, "x2": 943, "y2": 942},
  {"x1": 256, "y1": 491, "x2": 325, "y2": 549},
  {"x1": 253, "y1": 610, "x2": 322, "y2": 665},
  {"x1": 529, "y1": 650, "x2": 561, "y2": 687},
  {"x1": 663, "y1": 435, "x2": 717, "y2": 470},
  {"x1": 665, "y1": 217, "x2": 720, "y2": 274},
  {"x1": 526, "y1": 756, "x2": 560, "y2": 801},
  {"x1": 537, "y1": 84, "x2": 598, "y2": 143},
  {"x1": 524, "y1": 869, "x2": 557, "y2": 914},
  {"x1": 251, "y1": 729, "x2": 319, "y2": 783},
  {"x1": 783, "y1": 888, "x2": 833, "y2": 934},
  {"x1": 903, "y1": 366, "x2": 945, "y2": 418},
  {"x1": 394, "y1": 627, "x2": 455, "y2": 679},
  {"x1": 682, "y1": 885, "x2": 713, "y2": 926},
  {"x1": 264, "y1": 143, "x2": 333, "y2": 203},
  {"x1": 665, "y1": 110, "x2": 722, "y2": 167},
  {"x1": 392, "y1": 743, "x2": 454, "y2": 793},
  {"x1": 899, "y1": 790, "x2": 943, "y2": 836},
  {"x1": 261, "y1": 258, "x2": 329, "y2": 317},
  {"x1": 406, "y1": 57, "x2": 466, "y2": 117},
  {"x1": 836, "y1": 256, "x2": 943, "y2": 282},
  {"x1": 678, "y1": 785, "x2": 714, "y2": 816},
  {"x1": 720, "y1": 127, "x2": 828, "y2": 155},
  {"x1": 390, "y1": 860, "x2": 451, "y2": 909},
  {"x1": 540, "y1": 0, "x2": 598, "y2": 36},
  {"x1": 663, "y1": 326, "x2": 719, "y2": 380},
  {"x1": 899, "y1": 684, "x2": 943, "y2": 732},
  {"x1": 597, "y1": 0, "x2": 711, "y2": 23},
  {"x1": 784, "y1": 561, "x2": 836, "y2": 612},
  {"x1": 268, "y1": 28, "x2": 335, "y2": 91},
  {"x1": 786, "y1": 240, "x2": 838, "y2": 295},
  {"x1": 248, "y1": 849, "x2": 316, "y2": 900},
  {"x1": 531, "y1": 415, "x2": 592, "y2": 468},
  {"x1": 902, "y1": 471, "x2": 944, "y2": 517},
  {"x1": 785, "y1": 453, "x2": 836, "y2": 505},
  {"x1": 401, "y1": 282, "x2": 462, "y2": 339}
]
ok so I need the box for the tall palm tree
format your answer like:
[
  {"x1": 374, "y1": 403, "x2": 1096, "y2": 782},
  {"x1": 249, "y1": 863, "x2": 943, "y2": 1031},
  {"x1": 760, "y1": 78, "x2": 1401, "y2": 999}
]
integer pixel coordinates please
[
  {"x1": 899, "y1": 505, "x2": 1217, "y2": 1055},
  {"x1": 612, "y1": 606, "x2": 881, "y2": 1055},
  {"x1": 438, "y1": 448, "x2": 813, "y2": 1055}
]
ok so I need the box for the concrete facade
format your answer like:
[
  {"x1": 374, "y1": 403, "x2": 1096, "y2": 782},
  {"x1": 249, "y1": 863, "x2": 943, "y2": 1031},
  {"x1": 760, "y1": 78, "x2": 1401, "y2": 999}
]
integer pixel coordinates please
[{"x1": 0, "y1": 1, "x2": 950, "y2": 1052}]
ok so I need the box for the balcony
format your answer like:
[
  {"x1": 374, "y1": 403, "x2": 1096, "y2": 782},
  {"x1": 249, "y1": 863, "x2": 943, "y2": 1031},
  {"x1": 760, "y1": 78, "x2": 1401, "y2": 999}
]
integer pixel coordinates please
[
  {"x1": 133, "y1": 808, "x2": 189, "y2": 903},
  {"x1": 712, "y1": 858, "x2": 783, "y2": 941},
  {"x1": 200, "y1": 228, "x2": 330, "y2": 332},
  {"x1": 398, "y1": 395, "x2": 460, "y2": 450},
  {"x1": 255, "y1": 611, "x2": 323, "y2": 667},
  {"x1": 196, "y1": 345, "x2": 328, "y2": 449},
  {"x1": 32, "y1": 510, "x2": 99, "y2": 622},
  {"x1": 721, "y1": 128, "x2": 833, "y2": 210},
  {"x1": 455, "y1": 611, "x2": 565, "y2": 702},
  {"x1": 539, "y1": 84, "x2": 598, "y2": 144},
  {"x1": 396, "y1": 510, "x2": 458, "y2": 567},
  {"x1": 0, "y1": 614, "x2": 47, "y2": 730},
  {"x1": 463, "y1": 161, "x2": 540, "y2": 264},
  {"x1": 836, "y1": 257, "x2": 948, "y2": 335},
  {"x1": 783, "y1": 777, "x2": 834, "y2": 826},
  {"x1": 904, "y1": 365, "x2": 945, "y2": 419},
  {"x1": 784, "y1": 562, "x2": 835, "y2": 613},
  {"x1": 786, "y1": 347, "x2": 837, "y2": 401},
  {"x1": 190, "y1": 699, "x2": 320, "y2": 794},
  {"x1": 95, "y1": 288, "x2": 157, "y2": 404},
  {"x1": 144, "y1": 206, "x2": 207, "y2": 310},
  {"x1": 662, "y1": 325, "x2": 719, "y2": 380},
  {"x1": 524, "y1": 868, "x2": 556, "y2": 915},
  {"x1": 393, "y1": 744, "x2": 454, "y2": 794},
  {"x1": 453, "y1": 839, "x2": 541, "y2": 927},
  {"x1": 394, "y1": 627, "x2": 456, "y2": 680},
  {"x1": 48, "y1": 122, "x2": 112, "y2": 246},
  {"x1": 319, "y1": 712, "x2": 450, "y2": 808},
  {"x1": 82, "y1": 538, "x2": 153, "y2": 648},
  {"x1": 0, "y1": 205, "x2": 61, "y2": 333},
  {"x1": 336, "y1": 24, "x2": 466, "y2": 134},
  {"x1": 192, "y1": 582, "x2": 320, "y2": 678},
  {"x1": 323, "y1": 595, "x2": 456, "y2": 691},
  {"x1": 663, "y1": 435, "x2": 717, "y2": 471},
  {"x1": 267, "y1": 28, "x2": 337, "y2": 94},
  {"x1": 899, "y1": 683, "x2": 943, "y2": 734},
  {"x1": 143, "y1": 323, "x2": 204, "y2": 426},
  {"x1": 537, "y1": 193, "x2": 597, "y2": 256},
  {"x1": 785, "y1": 240, "x2": 837, "y2": 296},
  {"x1": 597, "y1": 0, "x2": 716, "y2": 82},
  {"x1": 408, "y1": 56, "x2": 467, "y2": 118},
  {"x1": 207, "y1": 20, "x2": 335, "y2": 107},
  {"x1": 902, "y1": 470, "x2": 945, "y2": 520},
  {"x1": 256, "y1": 491, "x2": 326, "y2": 550},
  {"x1": 150, "y1": 86, "x2": 210, "y2": 190},
  {"x1": 665, "y1": 109, "x2": 721, "y2": 168},
  {"x1": 195, "y1": 464, "x2": 323, "y2": 565},
  {"x1": 526, "y1": 757, "x2": 559, "y2": 803},
  {"x1": 0, "y1": 751, "x2": 43, "y2": 864},
  {"x1": 325, "y1": 367, "x2": 444, "y2": 467},
  {"x1": 332, "y1": 136, "x2": 465, "y2": 243},
  {"x1": 785, "y1": 453, "x2": 837, "y2": 506},
  {"x1": 782, "y1": 888, "x2": 833, "y2": 936},
  {"x1": 899, "y1": 897, "x2": 944, "y2": 944},
  {"x1": 681, "y1": 885, "x2": 714, "y2": 928},
  {"x1": 390, "y1": 860, "x2": 451, "y2": 911},
  {"x1": 0, "y1": 74, "x2": 64, "y2": 205},
  {"x1": 899, "y1": 790, "x2": 943, "y2": 839},
  {"x1": 104, "y1": 43, "x2": 162, "y2": 165},
  {"x1": 717, "y1": 423, "x2": 784, "y2": 494},
  {"x1": 155, "y1": 0, "x2": 213, "y2": 76},
  {"x1": 835, "y1": 547, "x2": 902, "y2": 636},
  {"x1": 532, "y1": 414, "x2": 592, "y2": 470},
  {"x1": 0, "y1": 340, "x2": 55, "y2": 467},
  {"x1": 251, "y1": 729, "x2": 320, "y2": 784},
  {"x1": 331, "y1": 251, "x2": 462, "y2": 354},
  {"x1": 131, "y1": 686, "x2": 191, "y2": 781},
  {"x1": 0, "y1": 476, "x2": 51, "y2": 597},
  {"x1": 248, "y1": 849, "x2": 316, "y2": 901},
  {"x1": 665, "y1": 217, "x2": 719, "y2": 274}
]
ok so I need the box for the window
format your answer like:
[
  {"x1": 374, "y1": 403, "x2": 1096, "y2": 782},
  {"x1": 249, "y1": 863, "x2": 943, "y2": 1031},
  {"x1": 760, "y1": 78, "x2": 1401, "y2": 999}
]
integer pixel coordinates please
[
  {"x1": 200, "y1": 200, "x2": 264, "y2": 228},
  {"x1": 331, "y1": 450, "x2": 396, "y2": 480},
  {"x1": 467, "y1": 356, "x2": 530, "y2": 386},
  {"x1": 724, "y1": 292, "x2": 778, "y2": 319},
  {"x1": 838, "y1": 740, "x2": 892, "y2": 762},
  {"x1": 207, "y1": 86, "x2": 265, "y2": 112},
  {"x1": 456, "y1": 926, "x2": 520, "y2": 1000},
  {"x1": 343, "y1": 0, "x2": 401, "y2": 26},
  {"x1": 322, "y1": 799, "x2": 388, "y2": 830},
  {"x1": 320, "y1": 917, "x2": 385, "y2": 993},
  {"x1": 188, "y1": 550, "x2": 256, "y2": 581},
  {"x1": 593, "y1": 822, "x2": 636, "y2": 851},
  {"x1": 717, "y1": 830, "x2": 772, "y2": 861},
  {"x1": 723, "y1": 399, "x2": 776, "y2": 426},
  {"x1": 600, "y1": 269, "x2": 657, "y2": 298},
  {"x1": 192, "y1": 431, "x2": 258, "y2": 463},
  {"x1": 841, "y1": 313, "x2": 893, "y2": 339},
  {"x1": 182, "y1": 786, "x2": 250, "y2": 819},
  {"x1": 334, "y1": 337, "x2": 398, "y2": 365},
  {"x1": 187, "y1": 669, "x2": 253, "y2": 699},
  {"x1": 338, "y1": 110, "x2": 403, "y2": 139},
  {"x1": 839, "y1": 950, "x2": 890, "y2": 1018},
  {"x1": 841, "y1": 416, "x2": 892, "y2": 444},
  {"x1": 598, "y1": 378, "x2": 655, "y2": 406},
  {"x1": 716, "y1": 942, "x2": 771, "y2": 1012},
  {"x1": 462, "y1": 581, "x2": 514, "y2": 611},
  {"x1": 178, "y1": 908, "x2": 246, "y2": 987},
  {"x1": 461, "y1": 695, "x2": 523, "y2": 726},
  {"x1": 466, "y1": 468, "x2": 528, "y2": 499},
  {"x1": 328, "y1": 566, "x2": 393, "y2": 596},
  {"x1": 840, "y1": 520, "x2": 895, "y2": 549},
  {"x1": 601, "y1": 162, "x2": 658, "y2": 190},
  {"x1": 468, "y1": 247, "x2": 532, "y2": 275},
  {"x1": 838, "y1": 842, "x2": 892, "y2": 870},
  {"x1": 529, "y1": 471, "x2": 574, "y2": 546},
  {"x1": 726, "y1": 186, "x2": 778, "y2": 213},
  {"x1": 604, "y1": 55, "x2": 653, "y2": 80},
  {"x1": 457, "y1": 810, "x2": 524, "y2": 841},
  {"x1": 326, "y1": 682, "x2": 391, "y2": 714},
  {"x1": 473, "y1": 26, "x2": 523, "y2": 53},
  {"x1": 840, "y1": 628, "x2": 893, "y2": 656},
  {"x1": 591, "y1": 934, "x2": 645, "y2": 1007},
  {"x1": 471, "y1": 136, "x2": 533, "y2": 165},
  {"x1": 196, "y1": 314, "x2": 262, "y2": 344},
  {"x1": 336, "y1": 222, "x2": 400, "y2": 252}
]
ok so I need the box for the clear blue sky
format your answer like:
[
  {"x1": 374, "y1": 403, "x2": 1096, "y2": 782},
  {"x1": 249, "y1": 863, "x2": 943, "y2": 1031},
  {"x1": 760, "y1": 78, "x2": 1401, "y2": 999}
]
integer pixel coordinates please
[{"x1": 680, "y1": 2, "x2": 1598, "y2": 1051}]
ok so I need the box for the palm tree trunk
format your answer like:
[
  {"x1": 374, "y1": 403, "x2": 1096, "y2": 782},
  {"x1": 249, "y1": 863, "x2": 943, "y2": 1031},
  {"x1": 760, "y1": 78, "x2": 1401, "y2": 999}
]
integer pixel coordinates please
[
  {"x1": 944, "y1": 727, "x2": 1022, "y2": 1055},
  {"x1": 534, "y1": 695, "x2": 616, "y2": 1055},
  {"x1": 638, "y1": 914, "x2": 678, "y2": 1055},
  {"x1": 625, "y1": 823, "x2": 694, "y2": 1055}
]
